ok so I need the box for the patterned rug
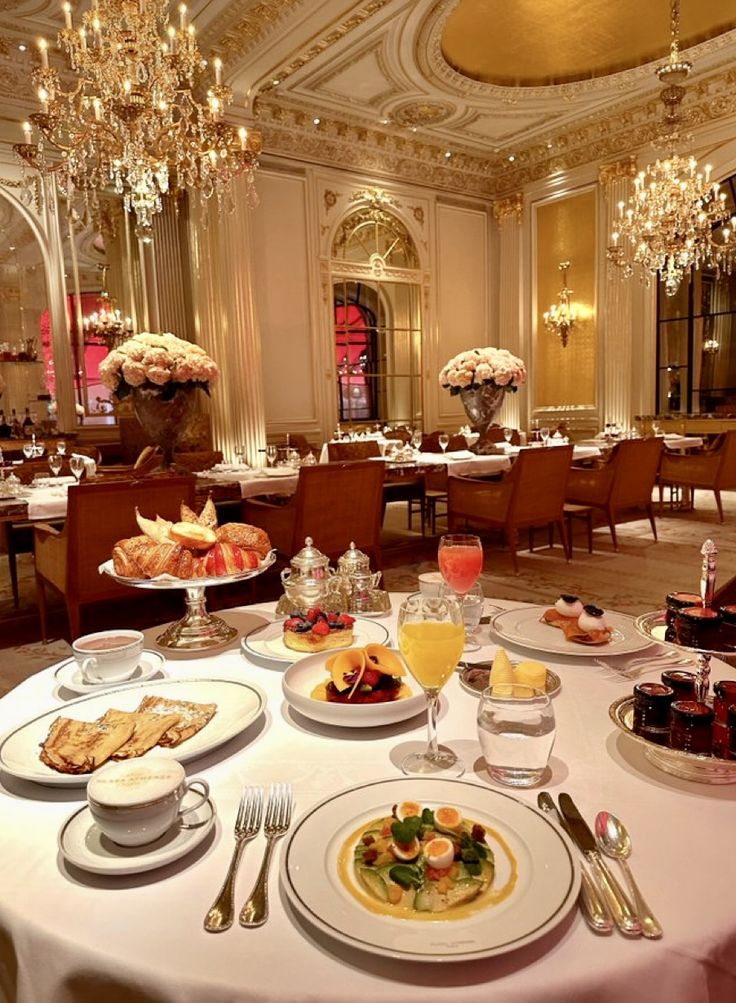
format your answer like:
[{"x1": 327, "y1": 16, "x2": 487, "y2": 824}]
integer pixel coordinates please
[{"x1": 1, "y1": 494, "x2": 734, "y2": 696}]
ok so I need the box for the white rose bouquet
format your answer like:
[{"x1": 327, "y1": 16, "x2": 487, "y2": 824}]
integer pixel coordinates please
[
  {"x1": 439, "y1": 347, "x2": 526, "y2": 396},
  {"x1": 99, "y1": 332, "x2": 219, "y2": 401}
]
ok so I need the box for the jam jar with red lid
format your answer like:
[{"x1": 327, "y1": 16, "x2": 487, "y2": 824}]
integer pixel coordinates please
[
  {"x1": 712, "y1": 680, "x2": 736, "y2": 757},
  {"x1": 661, "y1": 669, "x2": 698, "y2": 700},
  {"x1": 665, "y1": 592, "x2": 702, "y2": 642},
  {"x1": 674, "y1": 606, "x2": 722, "y2": 649},
  {"x1": 669, "y1": 700, "x2": 714, "y2": 755},
  {"x1": 632, "y1": 682, "x2": 674, "y2": 745}
]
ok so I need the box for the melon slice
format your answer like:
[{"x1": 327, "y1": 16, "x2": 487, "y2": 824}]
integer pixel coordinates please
[{"x1": 364, "y1": 644, "x2": 405, "y2": 677}]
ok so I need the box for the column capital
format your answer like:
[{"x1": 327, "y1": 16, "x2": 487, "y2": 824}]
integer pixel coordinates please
[
  {"x1": 598, "y1": 157, "x2": 637, "y2": 189},
  {"x1": 493, "y1": 193, "x2": 523, "y2": 223}
]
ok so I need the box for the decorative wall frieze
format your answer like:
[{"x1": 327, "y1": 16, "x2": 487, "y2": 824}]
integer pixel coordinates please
[
  {"x1": 198, "y1": 0, "x2": 306, "y2": 67},
  {"x1": 493, "y1": 194, "x2": 523, "y2": 222},
  {"x1": 598, "y1": 157, "x2": 638, "y2": 188}
]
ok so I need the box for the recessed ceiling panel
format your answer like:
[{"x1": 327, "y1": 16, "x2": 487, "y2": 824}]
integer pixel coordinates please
[
  {"x1": 442, "y1": 0, "x2": 736, "y2": 86},
  {"x1": 463, "y1": 111, "x2": 553, "y2": 144},
  {"x1": 311, "y1": 48, "x2": 396, "y2": 105}
]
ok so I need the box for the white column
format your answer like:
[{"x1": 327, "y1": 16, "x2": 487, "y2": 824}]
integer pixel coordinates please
[
  {"x1": 599, "y1": 160, "x2": 637, "y2": 428},
  {"x1": 188, "y1": 180, "x2": 266, "y2": 466},
  {"x1": 494, "y1": 194, "x2": 524, "y2": 430},
  {"x1": 41, "y1": 176, "x2": 77, "y2": 431}
]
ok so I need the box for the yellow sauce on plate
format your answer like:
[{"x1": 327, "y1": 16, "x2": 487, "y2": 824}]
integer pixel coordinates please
[{"x1": 337, "y1": 816, "x2": 518, "y2": 921}]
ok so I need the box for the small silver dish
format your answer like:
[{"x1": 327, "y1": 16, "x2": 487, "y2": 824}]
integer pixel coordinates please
[{"x1": 458, "y1": 663, "x2": 561, "y2": 698}]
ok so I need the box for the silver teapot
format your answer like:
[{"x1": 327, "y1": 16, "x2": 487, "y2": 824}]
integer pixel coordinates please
[
  {"x1": 336, "y1": 542, "x2": 382, "y2": 611},
  {"x1": 280, "y1": 537, "x2": 334, "y2": 606}
]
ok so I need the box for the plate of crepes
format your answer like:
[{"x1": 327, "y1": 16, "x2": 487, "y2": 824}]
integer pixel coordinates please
[
  {"x1": 491, "y1": 595, "x2": 649, "y2": 657},
  {"x1": 0, "y1": 677, "x2": 266, "y2": 787},
  {"x1": 282, "y1": 644, "x2": 425, "y2": 727},
  {"x1": 281, "y1": 777, "x2": 580, "y2": 962},
  {"x1": 459, "y1": 647, "x2": 561, "y2": 698},
  {"x1": 101, "y1": 497, "x2": 274, "y2": 587},
  {"x1": 242, "y1": 606, "x2": 389, "y2": 665}
]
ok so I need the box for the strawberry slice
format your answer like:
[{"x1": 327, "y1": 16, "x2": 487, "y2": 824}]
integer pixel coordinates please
[
  {"x1": 306, "y1": 607, "x2": 321, "y2": 623},
  {"x1": 284, "y1": 617, "x2": 302, "y2": 630},
  {"x1": 311, "y1": 619, "x2": 330, "y2": 636},
  {"x1": 337, "y1": 613, "x2": 355, "y2": 625}
]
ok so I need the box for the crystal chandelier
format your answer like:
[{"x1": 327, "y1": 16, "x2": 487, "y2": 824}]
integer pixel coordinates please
[
  {"x1": 543, "y1": 261, "x2": 576, "y2": 348},
  {"x1": 607, "y1": 0, "x2": 736, "y2": 297},
  {"x1": 83, "y1": 305, "x2": 134, "y2": 348},
  {"x1": 14, "y1": 0, "x2": 262, "y2": 241}
]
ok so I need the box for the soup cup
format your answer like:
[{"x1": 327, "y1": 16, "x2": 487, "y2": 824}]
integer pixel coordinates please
[{"x1": 72, "y1": 629, "x2": 144, "y2": 684}]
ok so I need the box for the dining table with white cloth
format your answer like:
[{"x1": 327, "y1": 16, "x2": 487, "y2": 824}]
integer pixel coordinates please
[
  {"x1": 196, "y1": 465, "x2": 299, "y2": 498},
  {"x1": 1, "y1": 595, "x2": 735, "y2": 1003},
  {"x1": 501, "y1": 443, "x2": 601, "y2": 462}
]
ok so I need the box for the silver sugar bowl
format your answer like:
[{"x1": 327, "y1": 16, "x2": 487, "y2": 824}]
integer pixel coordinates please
[{"x1": 337, "y1": 542, "x2": 382, "y2": 612}]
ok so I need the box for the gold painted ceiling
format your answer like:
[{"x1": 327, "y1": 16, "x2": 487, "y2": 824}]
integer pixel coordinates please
[{"x1": 2, "y1": 0, "x2": 736, "y2": 200}]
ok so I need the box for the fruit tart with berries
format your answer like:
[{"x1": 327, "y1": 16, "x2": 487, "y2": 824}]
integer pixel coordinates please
[
  {"x1": 283, "y1": 606, "x2": 356, "y2": 652},
  {"x1": 317, "y1": 644, "x2": 409, "y2": 704}
]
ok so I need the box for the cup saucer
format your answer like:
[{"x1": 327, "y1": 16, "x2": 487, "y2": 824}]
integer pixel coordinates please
[
  {"x1": 54, "y1": 650, "x2": 166, "y2": 696},
  {"x1": 58, "y1": 792, "x2": 216, "y2": 876}
]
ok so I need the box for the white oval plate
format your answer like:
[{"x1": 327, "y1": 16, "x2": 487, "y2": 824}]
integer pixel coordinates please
[
  {"x1": 491, "y1": 606, "x2": 649, "y2": 658},
  {"x1": 264, "y1": 467, "x2": 297, "y2": 478},
  {"x1": 54, "y1": 650, "x2": 166, "y2": 696},
  {"x1": 242, "y1": 617, "x2": 389, "y2": 666},
  {"x1": 282, "y1": 650, "x2": 425, "y2": 727},
  {"x1": 282, "y1": 777, "x2": 579, "y2": 962},
  {"x1": 0, "y1": 677, "x2": 266, "y2": 787},
  {"x1": 59, "y1": 792, "x2": 216, "y2": 875}
]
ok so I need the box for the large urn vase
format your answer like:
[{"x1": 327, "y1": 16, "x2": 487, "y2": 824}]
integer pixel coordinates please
[
  {"x1": 459, "y1": 385, "x2": 507, "y2": 454},
  {"x1": 131, "y1": 385, "x2": 197, "y2": 467}
]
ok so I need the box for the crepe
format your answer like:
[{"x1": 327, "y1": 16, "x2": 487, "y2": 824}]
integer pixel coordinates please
[
  {"x1": 136, "y1": 696, "x2": 217, "y2": 746},
  {"x1": 541, "y1": 607, "x2": 612, "y2": 646},
  {"x1": 106, "y1": 710, "x2": 183, "y2": 760},
  {"x1": 39, "y1": 711, "x2": 136, "y2": 775}
]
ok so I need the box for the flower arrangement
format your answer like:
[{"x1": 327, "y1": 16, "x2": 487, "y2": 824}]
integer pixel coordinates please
[
  {"x1": 99, "y1": 332, "x2": 219, "y2": 400},
  {"x1": 439, "y1": 347, "x2": 526, "y2": 396}
]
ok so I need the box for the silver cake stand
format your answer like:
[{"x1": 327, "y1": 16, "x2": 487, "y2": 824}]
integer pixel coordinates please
[{"x1": 101, "y1": 551, "x2": 276, "y2": 651}]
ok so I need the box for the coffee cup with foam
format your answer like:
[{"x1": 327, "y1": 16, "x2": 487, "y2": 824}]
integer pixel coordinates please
[{"x1": 87, "y1": 758, "x2": 209, "y2": 847}]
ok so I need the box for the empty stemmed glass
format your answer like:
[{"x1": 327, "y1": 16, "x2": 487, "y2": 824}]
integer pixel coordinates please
[
  {"x1": 397, "y1": 593, "x2": 465, "y2": 776},
  {"x1": 22, "y1": 441, "x2": 34, "y2": 461},
  {"x1": 503, "y1": 427, "x2": 513, "y2": 446},
  {"x1": 411, "y1": 428, "x2": 423, "y2": 453},
  {"x1": 234, "y1": 443, "x2": 246, "y2": 465},
  {"x1": 539, "y1": 426, "x2": 550, "y2": 447},
  {"x1": 265, "y1": 444, "x2": 278, "y2": 468},
  {"x1": 56, "y1": 440, "x2": 67, "y2": 456},
  {"x1": 48, "y1": 453, "x2": 63, "y2": 478},
  {"x1": 438, "y1": 432, "x2": 450, "y2": 453},
  {"x1": 69, "y1": 455, "x2": 85, "y2": 482},
  {"x1": 440, "y1": 580, "x2": 484, "y2": 652}
]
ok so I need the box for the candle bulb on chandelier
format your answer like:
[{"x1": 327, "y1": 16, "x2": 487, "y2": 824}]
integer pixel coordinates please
[
  {"x1": 38, "y1": 87, "x2": 49, "y2": 113},
  {"x1": 179, "y1": 3, "x2": 187, "y2": 30},
  {"x1": 79, "y1": 26, "x2": 86, "y2": 51},
  {"x1": 62, "y1": 2, "x2": 72, "y2": 29},
  {"x1": 38, "y1": 38, "x2": 48, "y2": 69},
  {"x1": 22, "y1": 121, "x2": 32, "y2": 144},
  {"x1": 213, "y1": 57, "x2": 222, "y2": 85},
  {"x1": 167, "y1": 25, "x2": 177, "y2": 55},
  {"x1": 93, "y1": 98, "x2": 102, "y2": 121},
  {"x1": 92, "y1": 17, "x2": 102, "y2": 47},
  {"x1": 239, "y1": 126, "x2": 248, "y2": 151}
]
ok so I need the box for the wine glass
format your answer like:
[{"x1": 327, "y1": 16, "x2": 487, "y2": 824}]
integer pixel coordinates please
[
  {"x1": 438, "y1": 432, "x2": 450, "y2": 453},
  {"x1": 56, "y1": 440, "x2": 67, "y2": 456},
  {"x1": 411, "y1": 428, "x2": 423, "y2": 452},
  {"x1": 503, "y1": 427, "x2": 513, "y2": 446},
  {"x1": 397, "y1": 593, "x2": 465, "y2": 776},
  {"x1": 48, "y1": 453, "x2": 63, "y2": 478},
  {"x1": 33, "y1": 442, "x2": 44, "y2": 458},
  {"x1": 438, "y1": 533, "x2": 483, "y2": 601},
  {"x1": 265, "y1": 444, "x2": 277, "y2": 467},
  {"x1": 439, "y1": 580, "x2": 484, "y2": 652},
  {"x1": 22, "y1": 442, "x2": 34, "y2": 461},
  {"x1": 539, "y1": 426, "x2": 550, "y2": 447},
  {"x1": 70, "y1": 455, "x2": 85, "y2": 482},
  {"x1": 234, "y1": 443, "x2": 246, "y2": 465}
]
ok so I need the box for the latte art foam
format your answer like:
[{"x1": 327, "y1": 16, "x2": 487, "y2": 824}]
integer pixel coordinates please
[{"x1": 88, "y1": 757, "x2": 184, "y2": 807}]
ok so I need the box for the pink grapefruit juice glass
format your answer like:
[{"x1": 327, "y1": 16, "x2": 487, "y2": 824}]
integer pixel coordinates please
[{"x1": 438, "y1": 534, "x2": 483, "y2": 596}]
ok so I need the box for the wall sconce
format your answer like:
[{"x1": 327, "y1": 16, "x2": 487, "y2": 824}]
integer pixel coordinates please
[
  {"x1": 543, "y1": 260, "x2": 577, "y2": 348},
  {"x1": 703, "y1": 337, "x2": 720, "y2": 354}
]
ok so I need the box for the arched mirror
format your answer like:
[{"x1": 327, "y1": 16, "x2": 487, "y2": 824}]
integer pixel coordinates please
[
  {"x1": 331, "y1": 203, "x2": 423, "y2": 428},
  {"x1": 0, "y1": 195, "x2": 51, "y2": 438}
]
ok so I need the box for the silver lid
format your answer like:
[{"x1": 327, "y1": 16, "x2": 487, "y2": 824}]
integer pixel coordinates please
[
  {"x1": 337, "y1": 541, "x2": 371, "y2": 575},
  {"x1": 290, "y1": 536, "x2": 330, "y2": 574}
]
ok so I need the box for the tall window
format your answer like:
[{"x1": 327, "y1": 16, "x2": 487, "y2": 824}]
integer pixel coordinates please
[
  {"x1": 656, "y1": 173, "x2": 736, "y2": 415},
  {"x1": 331, "y1": 203, "x2": 423, "y2": 427}
]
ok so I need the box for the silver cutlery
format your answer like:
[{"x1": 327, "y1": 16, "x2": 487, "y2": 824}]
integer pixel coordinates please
[
  {"x1": 239, "y1": 783, "x2": 294, "y2": 928},
  {"x1": 558, "y1": 793, "x2": 641, "y2": 937},
  {"x1": 595, "y1": 811, "x2": 663, "y2": 939},
  {"x1": 204, "y1": 785, "x2": 264, "y2": 933},
  {"x1": 537, "y1": 793, "x2": 613, "y2": 934},
  {"x1": 594, "y1": 650, "x2": 693, "y2": 680}
]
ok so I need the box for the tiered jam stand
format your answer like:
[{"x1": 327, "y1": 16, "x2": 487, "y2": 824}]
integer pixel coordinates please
[{"x1": 101, "y1": 551, "x2": 276, "y2": 651}]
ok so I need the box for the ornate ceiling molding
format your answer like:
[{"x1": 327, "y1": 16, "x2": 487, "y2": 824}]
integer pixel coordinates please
[
  {"x1": 198, "y1": 0, "x2": 307, "y2": 66},
  {"x1": 493, "y1": 194, "x2": 523, "y2": 222},
  {"x1": 598, "y1": 157, "x2": 637, "y2": 188}
]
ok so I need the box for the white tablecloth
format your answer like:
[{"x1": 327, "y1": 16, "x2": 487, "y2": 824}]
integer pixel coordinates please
[
  {"x1": 319, "y1": 437, "x2": 405, "y2": 463},
  {"x1": 197, "y1": 468, "x2": 298, "y2": 499},
  {"x1": 25, "y1": 482, "x2": 70, "y2": 520},
  {"x1": 662, "y1": 435, "x2": 704, "y2": 451},
  {"x1": 503, "y1": 444, "x2": 601, "y2": 462},
  {"x1": 1, "y1": 597, "x2": 735, "y2": 1002}
]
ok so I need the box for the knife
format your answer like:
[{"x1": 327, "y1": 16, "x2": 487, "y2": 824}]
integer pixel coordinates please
[
  {"x1": 537, "y1": 793, "x2": 613, "y2": 934},
  {"x1": 558, "y1": 793, "x2": 642, "y2": 937}
]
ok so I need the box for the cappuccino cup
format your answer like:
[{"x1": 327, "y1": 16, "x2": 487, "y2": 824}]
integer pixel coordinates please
[
  {"x1": 418, "y1": 571, "x2": 444, "y2": 598},
  {"x1": 87, "y1": 758, "x2": 209, "y2": 847},
  {"x1": 72, "y1": 629, "x2": 144, "y2": 684}
]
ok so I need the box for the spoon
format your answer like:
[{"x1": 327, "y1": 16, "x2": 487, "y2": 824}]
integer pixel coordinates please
[{"x1": 594, "y1": 811, "x2": 663, "y2": 939}]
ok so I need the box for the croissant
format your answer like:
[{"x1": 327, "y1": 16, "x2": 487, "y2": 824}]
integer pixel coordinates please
[
  {"x1": 216, "y1": 523, "x2": 271, "y2": 558},
  {"x1": 112, "y1": 535, "x2": 152, "y2": 577}
]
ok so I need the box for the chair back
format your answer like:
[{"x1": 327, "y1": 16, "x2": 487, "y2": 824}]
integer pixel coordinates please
[
  {"x1": 507, "y1": 445, "x2": 572, "y2": 524},
  {"x1": 714, "y1": 430, "x2": 736, "y2": 489},
  {"x1": 289, "y1": 460, "x2": 384, "y2": 560},
  {"x1": 64, "y1": 475, "x2": 195, "y2": 603},
  {"x1": 327, "y1": 440, "x2": 381, "y2": 461},
  {"x1": 609, "y1": 438, "x2": 663, "y2": 507}
]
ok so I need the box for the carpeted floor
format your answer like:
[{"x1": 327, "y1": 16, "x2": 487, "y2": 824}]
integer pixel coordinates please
[{"x1": 1, "y1": 493, "x2": 734, "y2": 696}]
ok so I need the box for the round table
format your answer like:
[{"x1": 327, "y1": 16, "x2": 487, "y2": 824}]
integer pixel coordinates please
[{"x1": 1, "y1": 597, "x2": 735, "y2": 1003}]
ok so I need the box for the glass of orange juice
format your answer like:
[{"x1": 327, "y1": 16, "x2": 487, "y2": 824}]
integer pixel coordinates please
[{"x1": 397, "y1": 593, "x2": 465, "y2": 776}]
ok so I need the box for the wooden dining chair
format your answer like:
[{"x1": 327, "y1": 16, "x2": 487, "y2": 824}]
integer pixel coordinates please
[
  {"x1": 658, "y1": 429, "x2": 736, "y2": 522},
  {"x1": 326, "y1": 440, "x2": 381, "y2": 461},
  {"x1": 565, "y1": 437, "x2": 663, "y2": 549},
  {"x1": 33, "y1": 475, "x2": 195, "y2": 641},
  {"x1": 242, "y1": 460, "x2": 384, "y2": 566},
  {"x1": 447, "y1": 445, "x2": 573, "y2": 572}
]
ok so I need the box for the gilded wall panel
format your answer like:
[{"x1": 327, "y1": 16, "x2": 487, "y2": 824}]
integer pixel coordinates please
[{"x1": 535, "y1": 190, "x2": 596, "y2": 410}]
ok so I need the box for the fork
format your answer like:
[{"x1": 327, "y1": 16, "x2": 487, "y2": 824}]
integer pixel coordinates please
[
  {"x1": 239, "y1": 783, "x2": 294, "y2": 928},
  {"x1": 204, "y1": 785, "x2": 264, "y2": 933},
  {"x1": 594, "y1": 651, "x2": 693, "y2": 680}
]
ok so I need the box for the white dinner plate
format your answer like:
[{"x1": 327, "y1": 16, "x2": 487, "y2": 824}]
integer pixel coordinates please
[
  {"x1": 282, "y1": 777, "x2": 579, "y2": 962},
  {"x1": 490, "y1": 606, "x2": 648, "y2": 658},
  {"x1": 54, "y1": 650, "x2": 166, "y2": 696},
  {"x1": 264, "y1": 467, "x2": 297, "y2": 478},
  {"x1": 242, "y1": 617, "x2": 389, "y2": 666},
  {"x1": 282, "y1": 650, "x2": 425, "y2": 727},
  {"x1": 0, "y1": 676, "x2": 266, "y2": 787},
  {"x1": 58, "y1": 791, "x2": 216, "y2": 875}
]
